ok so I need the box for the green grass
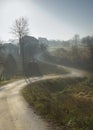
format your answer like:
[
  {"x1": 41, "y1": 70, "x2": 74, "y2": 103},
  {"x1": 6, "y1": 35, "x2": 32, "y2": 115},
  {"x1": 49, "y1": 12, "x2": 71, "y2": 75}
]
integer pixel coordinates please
[{"x1": 22, "y1": 77, "x2": 93, "y2": 130}]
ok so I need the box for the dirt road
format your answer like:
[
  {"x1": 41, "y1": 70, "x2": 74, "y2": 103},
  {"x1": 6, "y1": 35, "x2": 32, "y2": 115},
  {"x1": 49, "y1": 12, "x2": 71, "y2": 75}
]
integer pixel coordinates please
[
  {"x1": 0, "y1": 68, "x2": 84, "y2": 130},
  {"x1": 0, "y1": 51, "x2": 87, "y2": 130},
  {"x1": 0, "y1": 79, "x2": 53, "y2": 130}
]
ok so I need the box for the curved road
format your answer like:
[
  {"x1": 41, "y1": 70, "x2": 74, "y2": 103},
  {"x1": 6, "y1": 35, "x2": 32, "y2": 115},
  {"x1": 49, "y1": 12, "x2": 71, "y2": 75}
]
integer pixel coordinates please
[
  {"x1": 0, "y1": 78, "x2": 55, "y2": 130},
  {"x1": 0, "y1": 51, "x2": 88, "y2": 130},
  {"x1": 0, "y1": 75, "x2": 74, "y2": 130}
]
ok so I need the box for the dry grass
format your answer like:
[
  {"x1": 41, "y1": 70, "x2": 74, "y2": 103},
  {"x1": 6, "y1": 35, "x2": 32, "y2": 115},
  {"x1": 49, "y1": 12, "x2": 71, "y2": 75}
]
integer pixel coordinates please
[{"x1": 22, "y1": 77, "x2": 93, "y2": 130}]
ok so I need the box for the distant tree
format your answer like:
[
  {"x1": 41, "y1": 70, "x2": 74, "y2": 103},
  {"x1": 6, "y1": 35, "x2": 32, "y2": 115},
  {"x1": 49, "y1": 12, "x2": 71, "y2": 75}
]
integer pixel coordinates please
[
  {"x1": 11, "y1": 17, "x2": 29, "y2": 40},
  {"x1": 11, "y1": 17, "x2": 29, "y2": 55},
  {"x1": 4, "y1": 54, "x2": 17, "y2": 78},
  {"x1": 22, "y1": 36, "x2": 39, "y2": 61},
  {"x1": 0, "y1": 41, "x2": 5, "y2": 51},
  {"x1": 82, "y1": 36, "x2": 93, "y2": 60},
  {"x1": 0, "y1": 44, "x2": 6, "y2": 63},
  {"x1": 40, "y1": 43, "x2": 48, "y2": 51}
]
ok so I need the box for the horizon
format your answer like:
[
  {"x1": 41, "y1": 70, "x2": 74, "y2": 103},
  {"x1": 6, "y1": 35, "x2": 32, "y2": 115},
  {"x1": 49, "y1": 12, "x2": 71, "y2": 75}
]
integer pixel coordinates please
[{"x1": 1, "y1": 33, "x2": 93, "y2": 44}]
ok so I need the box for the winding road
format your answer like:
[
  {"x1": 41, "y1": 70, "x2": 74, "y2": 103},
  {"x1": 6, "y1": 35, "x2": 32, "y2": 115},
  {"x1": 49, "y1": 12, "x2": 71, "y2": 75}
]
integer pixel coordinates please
[
  {"x1": 0, "y1": 50, "x2": 88, "y2": 130},
  {"x1": 0, "y1": 78, "x2": 54, "y2": 130}
]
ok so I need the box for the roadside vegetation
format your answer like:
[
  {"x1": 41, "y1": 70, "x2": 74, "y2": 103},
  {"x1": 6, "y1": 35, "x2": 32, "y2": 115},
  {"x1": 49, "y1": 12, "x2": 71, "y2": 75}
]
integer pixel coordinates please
[
  {"x1": 22, "y1": 77, "x2": 93, "y2": 130},
  {"x1": 38, "y1": 61, "x2": 69, "y2": 75},
  {"x1": 44, "y1": 47, "x2": 90, "y2": 71},
  {"x1": 44, "y1": 35, "x2": 93, "y2": 72},
  {"x1": 0, "y1": 75, "x2": 22, "y2": 87}
]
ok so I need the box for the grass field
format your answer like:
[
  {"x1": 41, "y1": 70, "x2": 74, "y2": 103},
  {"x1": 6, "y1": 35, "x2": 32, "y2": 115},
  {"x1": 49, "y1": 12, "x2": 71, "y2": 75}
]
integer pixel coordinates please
[{"x1": 22, "y1": 77, "x2": 93, "y2": 130}]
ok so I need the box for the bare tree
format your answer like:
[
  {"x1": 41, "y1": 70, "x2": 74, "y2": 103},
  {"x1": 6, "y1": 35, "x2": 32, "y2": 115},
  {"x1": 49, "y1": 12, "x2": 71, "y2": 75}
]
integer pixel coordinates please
[
  {"x1": 11, "y1": 17, "x2": 29, "y2": 74},
  {"x1": 11, "y1": 17, "x2": 29, "y2": 53},
  {"x1": 11, "y1": 17, "x2": 29, "y2": 40}
]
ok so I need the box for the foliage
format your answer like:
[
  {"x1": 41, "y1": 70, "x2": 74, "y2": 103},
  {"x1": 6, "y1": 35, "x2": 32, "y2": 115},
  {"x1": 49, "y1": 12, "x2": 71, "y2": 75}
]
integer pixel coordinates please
[
  {"x1": 22, "y1": 36, "x2": 39, "y2": 59},
  {"x1": 82, "y1": 36, "x2": 93, "y2": 60},
  {"x1": 45, "y1": 44, "x2": 92, "y2": 71},
  {"x1": 4, "y1": 54, "x2": 17, "y2": 77},
  {"x1": 42, "y1": 35, "x2": 93, "y2": 71}
]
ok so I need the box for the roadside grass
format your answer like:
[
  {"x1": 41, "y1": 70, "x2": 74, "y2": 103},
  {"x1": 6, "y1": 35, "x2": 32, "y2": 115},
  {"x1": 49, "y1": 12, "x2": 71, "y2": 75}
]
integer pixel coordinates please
[
  {"x1": 37, "y1": 61, "x2": 69, "y2": 75},
  {"x1": 0, "y1": 75, "x2": 23, "y2": 87},
  {"x1": 22, "y1": 77, "x2": 93, "y2": 130}
]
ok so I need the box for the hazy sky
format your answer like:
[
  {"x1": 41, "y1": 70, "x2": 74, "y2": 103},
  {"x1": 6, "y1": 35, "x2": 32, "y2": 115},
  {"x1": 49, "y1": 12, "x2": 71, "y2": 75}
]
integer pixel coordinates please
[{"x1": 0, "y1": 0, "x2": 93, "y2": 41}]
